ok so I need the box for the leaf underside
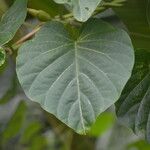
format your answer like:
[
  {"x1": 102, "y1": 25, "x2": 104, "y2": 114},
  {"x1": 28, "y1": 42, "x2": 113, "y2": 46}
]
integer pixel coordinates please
[
  {"x1": 53, "y1": 0, "x2": 102, "y2": 22},
  {"x1": 16, "y1": 19, "x2": 134, "y2": 134},
  {"x1": 0, "y1": 0, "x2": 27, "y2": 46},
  {"x1": 116, "y1": 50, "x2": 150, "y2": 142}
]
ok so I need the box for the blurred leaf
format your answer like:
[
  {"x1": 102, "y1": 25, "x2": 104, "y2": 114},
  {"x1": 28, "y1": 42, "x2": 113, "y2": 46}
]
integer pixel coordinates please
[
  {"x1": 0, "y1": 0, "x2": 7, "y2": 17},
  {"x1": 147, "y1": 0, "x2": 150, "y2": 27},
  {"x1": 97, "y1": 123, "x2": 139, "y2": 150},
  {"x1": 88, "y1": 112, "x2": 115, "y2": 137},
  {"x1": 21, "y1": 121, "x2": 42, "y2": 144},
  {"x1": 0, "y1": 59, "x2": 6, "y2": 74},
  {"x1": 1, "y1": 101, "x2": 27, "y2": 144},
  {"x1": 0, "y1": 0, "x2": 27, "y2": 46},
  {"x1": 116, "y1": 50, "x2": 150, "y2": 142},
  {"x1": 113, "y1": 2, "x2": 150, "y2": 142},
  {"x1": 0, "y1": 48, "x2": 5, "y2": 66},
  {"x1": 127, "y1": 140, "x2": 150, "y2": 150},
  {"x1": 71, "y1": 133, "x2": 94, "y2": 150},
  {"x1": 114, "y1": 0, "x2": 150, "y2": 50},
  {"x1": 29, "y1": 136, "x2": 47, "y2": 150},
  {"x1": 0, "y1": 76, "x2": 17, "y2": 104},
  {"x1": 28, "y1": 0, "x2": 67, "y2": 17},
  {"x1": 0, "y1": 47, "x2": 7, "y2": 75}
]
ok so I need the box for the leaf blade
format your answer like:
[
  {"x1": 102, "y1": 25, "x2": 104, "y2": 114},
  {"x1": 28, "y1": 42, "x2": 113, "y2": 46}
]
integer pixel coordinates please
[
  {"x1": 53, "y1": 0, "x2": 102, "y2": 22},
  {"x1": 116, "y1": 50, "x2": 150, "y2": 142},
  {"x1": 16, "y1": 19, "x2": 134, "y2": 133},
  {"x1": 0, "y1": 0, "x2": 27, "y2": 46},
  {"x1": 114, "y1": 0, "x2": 150, "y2": 50}
]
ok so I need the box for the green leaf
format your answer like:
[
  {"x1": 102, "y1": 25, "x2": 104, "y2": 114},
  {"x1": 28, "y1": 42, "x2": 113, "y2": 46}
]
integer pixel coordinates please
[
  {"x1": 1, "y1": 101, "x2": 27, "y2": 144},
  {"x1": 147, "y1": 0, "x2": 150, "y2": 27},
  {"x1": 29, "y1": 136, "x2": 47, "y2": 150},
  {"x1": 114, "y1": 0, "x2": 150, "y2": 50},
  {"x1": 115, "y1": 2, "x2": 150, "y2": 141},
  {"x1": 0, "y1": 0, "x2": 7, "y2": 17},
  {"x1": 16, "y1": 19, "x2": 134, "y2": 134},
  {"x1": 116, "y1": 50, "x2": 150, "y2": 142},
  {"x1": 0, "y1": 76, "x2": 17, "y2": 105},
  {"x1": 127, "y1": 140, "x2": 150, "y2": 150},
  {"x1": 53, "y1": 0, "x2": 103, "y2": 22},
  {"x1": 28, "y1": 0, "x2": 67, "y2": 17},
  {"x1": 0, "y1": 0, "x2": 27, "y2": 46},
  {"x1": 88, "y1": 112, "x2": 115, "y2": 137},
  {"x1": 21, "y1": 121, "x2": 42, "y2": 144},
  {"x1": 0, "y1": 48, "x2": 5, "y2": 66}
]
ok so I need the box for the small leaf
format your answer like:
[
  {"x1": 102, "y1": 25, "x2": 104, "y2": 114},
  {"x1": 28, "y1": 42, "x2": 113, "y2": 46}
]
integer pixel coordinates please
[
  {"x1": 116, "y1": 50, "x2": 150, "y2": 142},
  {"x1": 0, "y1": 47, "x2": 5, "y2": 66},
  {"x1": 16, "y1": 19, "x2": 134, "y2": 134},
  {"x1": 88, "y1": 112, "x2": 115, "y2": 137},
  {"x1": 0, "y1": 0, "x2": 27, "y2": 46},
  {"x1": 53, "y1": 0, "x2": 103, "y2": 22}
]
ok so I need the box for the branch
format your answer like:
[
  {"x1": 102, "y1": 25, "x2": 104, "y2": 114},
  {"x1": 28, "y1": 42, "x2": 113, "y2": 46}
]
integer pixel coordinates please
[{"x1": 12, "y1": 26, "x2": 41, "y2": 50}]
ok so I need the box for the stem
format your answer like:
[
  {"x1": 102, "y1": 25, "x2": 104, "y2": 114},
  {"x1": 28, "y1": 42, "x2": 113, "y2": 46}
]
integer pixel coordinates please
[
  {"x1": 93, "y1": 6, "x2": 106, "y2": 16},
  {"x1": 28, "y1": 7, "x2": 74, "y2": 22},
  {"x1": 12, "y1": 26, "x2": 41, "y2": 49},
  {"x1": 62, "y1": 13, "x2": 73, "y2": 19},
  {"x1": 4, "y1": 47, "x2": 13, "y2": 55},
  {"x1": 27, "y1": 8, "x2": 51, "y2": 21},
  {"x1": 23, "y1": 22, "x2": 35, "y2": 28}
]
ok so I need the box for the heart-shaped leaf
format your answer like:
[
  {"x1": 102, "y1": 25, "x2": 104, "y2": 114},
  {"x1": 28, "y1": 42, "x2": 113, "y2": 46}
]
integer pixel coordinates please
[
  {"x1": 53, "y1": 0, "x2": 102, "y2": 22},
  {"x1": 16, "y1": 19, "x2": 134, "y2": 133},
  {"x1": 116, "y1": 50, "x2": 150, "y2": 142},
  {"x1": 0, "y1": 0, "x2": 27, "y2": 46}
]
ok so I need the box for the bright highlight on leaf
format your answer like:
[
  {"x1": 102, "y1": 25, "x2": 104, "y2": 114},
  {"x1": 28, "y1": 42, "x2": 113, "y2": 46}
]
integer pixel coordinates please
[
  {"x1": 16, "y1": 19, "x2": 134, "y2": 134},
  {"x1": 0, "y1": 48, "x2": 5, "y2": 66},
  {"x1": 0, "y1": 0, "x2": 27, "y2": 46},
  {"x1": 53, "y1": 0, "x2": 102, "y2": 22}
]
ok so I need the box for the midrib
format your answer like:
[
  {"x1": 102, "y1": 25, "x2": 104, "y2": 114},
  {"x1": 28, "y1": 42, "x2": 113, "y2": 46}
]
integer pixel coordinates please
[{"x1": 74, "y1": 41, "x2": 86, "y2": 134}]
